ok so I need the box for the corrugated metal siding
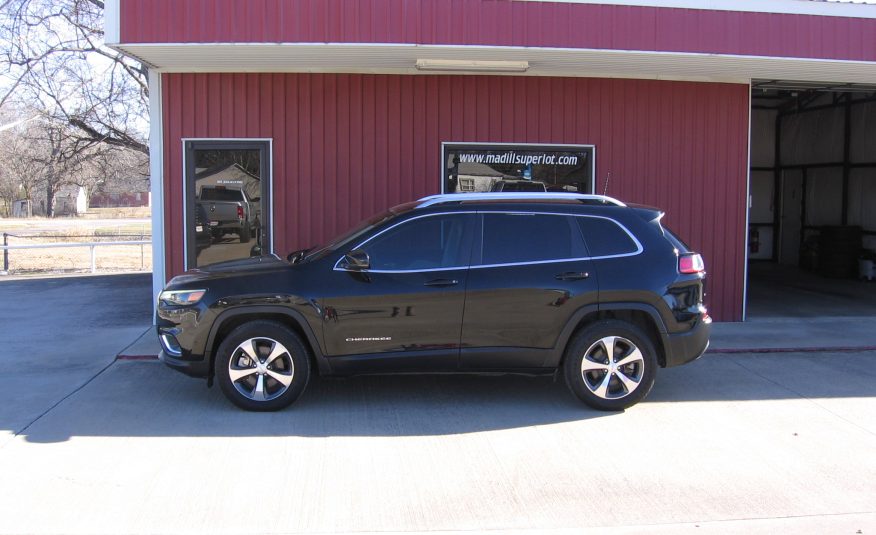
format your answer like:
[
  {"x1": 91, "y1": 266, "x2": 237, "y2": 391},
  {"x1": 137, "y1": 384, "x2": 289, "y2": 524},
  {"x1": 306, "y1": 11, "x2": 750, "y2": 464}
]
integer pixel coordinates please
[
  {"x1": 162, "y1": 73, "x2": 748, "y2": 320},
  {"x1": 125, "y1": 0, "x2": 876, "y2": 62}
]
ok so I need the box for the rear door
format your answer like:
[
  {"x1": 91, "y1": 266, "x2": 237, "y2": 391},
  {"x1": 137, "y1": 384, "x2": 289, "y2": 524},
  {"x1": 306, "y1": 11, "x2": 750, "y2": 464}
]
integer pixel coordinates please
[{"x1": 459, "y1": 211, "x2": 599, "y2": 369}]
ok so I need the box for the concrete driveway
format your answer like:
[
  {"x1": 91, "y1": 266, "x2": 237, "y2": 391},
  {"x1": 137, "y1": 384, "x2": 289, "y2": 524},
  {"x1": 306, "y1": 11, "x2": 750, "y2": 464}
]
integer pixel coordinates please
[
  {"x1": 1, "y1": 275, "x2": 874, "y2": 534},
  {"x1": 0, "y1": 273, "x2": 151, "y2": 448}
]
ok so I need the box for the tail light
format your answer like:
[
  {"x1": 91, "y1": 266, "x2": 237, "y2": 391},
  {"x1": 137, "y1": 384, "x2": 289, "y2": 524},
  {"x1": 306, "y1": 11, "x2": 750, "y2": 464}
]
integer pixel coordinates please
[
  {"x1": 237, "y1": 205, "x2": 244, "y2": 220},
  {"x1": 678, "y1": 253, "x2": 705, "y2": 274}
]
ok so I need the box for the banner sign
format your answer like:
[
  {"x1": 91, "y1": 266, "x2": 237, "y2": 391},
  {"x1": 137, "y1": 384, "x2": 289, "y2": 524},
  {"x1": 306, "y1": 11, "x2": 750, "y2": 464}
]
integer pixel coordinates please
[{"x1": 443, "y1": 143, "x2": 594, "y2": 194}]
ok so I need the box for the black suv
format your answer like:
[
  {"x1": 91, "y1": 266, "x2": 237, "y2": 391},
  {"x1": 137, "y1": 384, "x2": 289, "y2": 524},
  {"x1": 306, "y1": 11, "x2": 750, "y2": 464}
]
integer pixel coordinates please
[{"x1": 157, "y1": 193, "x2": 710, "y2": 411}]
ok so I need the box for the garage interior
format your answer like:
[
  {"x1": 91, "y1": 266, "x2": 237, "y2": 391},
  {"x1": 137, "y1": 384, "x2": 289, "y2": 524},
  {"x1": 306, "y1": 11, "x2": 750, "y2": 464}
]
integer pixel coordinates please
[{"x1": 748, "y1": 80, "x2": 876, "y2": 318}]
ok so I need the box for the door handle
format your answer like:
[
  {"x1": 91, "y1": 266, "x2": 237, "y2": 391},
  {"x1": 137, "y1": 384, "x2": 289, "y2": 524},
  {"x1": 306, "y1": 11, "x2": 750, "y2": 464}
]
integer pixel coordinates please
[
  {"x1": 555, "y1": 271, "x2": 590, "y2": 281},
  {"x1": 424, "y1": 278, "x2": 459, "y2": 287}
]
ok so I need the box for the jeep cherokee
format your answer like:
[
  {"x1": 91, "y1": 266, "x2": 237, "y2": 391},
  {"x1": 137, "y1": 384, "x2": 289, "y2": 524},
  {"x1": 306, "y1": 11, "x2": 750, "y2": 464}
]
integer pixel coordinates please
[{"x1": 157, "y1": 193, "x2": 710, "y2": 411}]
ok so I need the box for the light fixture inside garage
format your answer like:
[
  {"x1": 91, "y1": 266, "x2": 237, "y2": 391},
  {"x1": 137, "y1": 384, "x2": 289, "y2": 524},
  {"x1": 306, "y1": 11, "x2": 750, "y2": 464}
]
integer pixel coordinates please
[{"x1": 415, "y1": 59, "x2": 529, "y2": 73}]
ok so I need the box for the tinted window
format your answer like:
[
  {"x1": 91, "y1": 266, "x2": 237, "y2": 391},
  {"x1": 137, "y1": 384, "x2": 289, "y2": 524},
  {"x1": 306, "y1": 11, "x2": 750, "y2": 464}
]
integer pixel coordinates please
[
  {"x1": 492, "y1": 181, "x2": 547, "y2": 192},
  {"x1": 480, "y1": 213, "x2": 581, "y2": 265},
  {"x1": 362, "y1": 214, "x2": 470, "y2": 271},
  {"x1": 577, "y1": 217, "x2": 639, "y2": 257},
  {"x1": 199, "y1": 188, "x2": 244, "y2": 202}
]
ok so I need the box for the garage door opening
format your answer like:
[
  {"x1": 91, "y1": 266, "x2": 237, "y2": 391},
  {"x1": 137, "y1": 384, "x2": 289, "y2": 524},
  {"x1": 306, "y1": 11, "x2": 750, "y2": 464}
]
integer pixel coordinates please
[{"x1": 748, "y1": 80, "x2": 876, "y2": 319}]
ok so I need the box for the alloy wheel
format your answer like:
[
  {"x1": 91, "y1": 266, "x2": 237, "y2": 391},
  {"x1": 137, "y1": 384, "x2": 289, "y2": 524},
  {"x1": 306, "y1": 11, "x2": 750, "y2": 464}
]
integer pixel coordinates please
[
  {"x1": 227, "y1": 337, "x2": 295, "y2": 402},
  {"x1": 580, "y1": 336, "x2": 645, "y2": 399}
]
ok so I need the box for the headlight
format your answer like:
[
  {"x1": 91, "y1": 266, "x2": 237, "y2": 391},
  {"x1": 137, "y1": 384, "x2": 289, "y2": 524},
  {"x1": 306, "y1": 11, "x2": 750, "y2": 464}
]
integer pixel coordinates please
[{"x1": 159, "y1": 289, "x2": 206, "y2": 306}]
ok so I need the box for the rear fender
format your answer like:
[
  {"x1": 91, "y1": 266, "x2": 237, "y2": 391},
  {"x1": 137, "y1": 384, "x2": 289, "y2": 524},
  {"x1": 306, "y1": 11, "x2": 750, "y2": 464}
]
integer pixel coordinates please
[{"x1": 543, "y1": 302, "x2": 670, "y2": 368}]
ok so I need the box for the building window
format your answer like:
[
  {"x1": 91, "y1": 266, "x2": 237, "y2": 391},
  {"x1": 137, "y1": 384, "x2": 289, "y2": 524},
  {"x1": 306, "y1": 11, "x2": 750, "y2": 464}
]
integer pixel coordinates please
[{"x1": 443, "y1": 143, "x2": 595, "y2": 195}]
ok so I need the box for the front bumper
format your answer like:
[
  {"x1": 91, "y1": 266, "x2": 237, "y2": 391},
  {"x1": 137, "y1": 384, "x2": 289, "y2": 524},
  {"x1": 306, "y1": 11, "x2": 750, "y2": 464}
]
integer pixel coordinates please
[
  {"x1": 158, "y1": 350, "x2": 210, "y2": 378},
  {"x1": 663, "y1": 315, "x2": 711, "y2": 368}
]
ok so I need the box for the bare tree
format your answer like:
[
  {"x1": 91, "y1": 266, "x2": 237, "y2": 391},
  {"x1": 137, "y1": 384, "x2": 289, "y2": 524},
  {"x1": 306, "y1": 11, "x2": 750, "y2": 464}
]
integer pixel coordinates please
[
  {"x1": 72, "y1": 144, "x2": 148, "y2": 209},
  {"x1": 0, "y1": 167, "x2": 19, "y2": 216},
  {"x1": 0, "y1": 0, "x2": 149, "y2": 155},
  {"x1": 0, "y1": 115, "x2": 52, "y2": 212}
]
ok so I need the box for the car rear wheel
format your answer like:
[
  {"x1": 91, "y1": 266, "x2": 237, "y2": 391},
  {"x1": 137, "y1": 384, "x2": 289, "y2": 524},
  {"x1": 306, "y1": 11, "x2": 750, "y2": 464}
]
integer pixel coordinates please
[
  {"x1": 563, "y1": 319, "x2": 657, "y2": 411},
  {"x1": 215, "y1": 321, "x2": 310, "y2": 411}
]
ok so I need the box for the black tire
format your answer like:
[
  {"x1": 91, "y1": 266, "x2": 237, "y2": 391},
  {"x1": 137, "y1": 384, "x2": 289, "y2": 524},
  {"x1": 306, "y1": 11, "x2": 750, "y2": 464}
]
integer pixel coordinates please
[
  {"x1": 239, "y1": 223, "x2": 251, "y2": 243},
  {"x1": 215, "y1": 320, "x2": 311, "y2": 411},
  {"x1": 563, "y1": 319, "x2": 657, "y2": 411}
]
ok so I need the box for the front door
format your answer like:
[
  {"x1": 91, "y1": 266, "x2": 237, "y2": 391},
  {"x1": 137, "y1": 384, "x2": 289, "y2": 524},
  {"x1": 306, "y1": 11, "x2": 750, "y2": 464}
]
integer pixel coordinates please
[{"x1": 322, "y1": 213, "x2": 474, "y2": 372}]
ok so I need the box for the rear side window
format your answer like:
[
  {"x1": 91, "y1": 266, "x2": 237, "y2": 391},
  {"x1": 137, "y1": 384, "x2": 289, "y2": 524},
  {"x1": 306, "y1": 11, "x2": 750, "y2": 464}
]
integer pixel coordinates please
[
  {"x1": 480, "y1": 213, "x2": 584, "y2": 265},
  {"x1": 577, "y1": 217, "x2": 640, "y2": 257}
]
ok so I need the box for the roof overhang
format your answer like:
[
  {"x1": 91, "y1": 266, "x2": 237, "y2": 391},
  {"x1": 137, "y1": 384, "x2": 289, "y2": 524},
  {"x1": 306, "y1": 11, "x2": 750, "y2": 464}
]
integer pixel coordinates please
[{"x1": 114, "y1": 43, "x2": 876, "y2": 85}]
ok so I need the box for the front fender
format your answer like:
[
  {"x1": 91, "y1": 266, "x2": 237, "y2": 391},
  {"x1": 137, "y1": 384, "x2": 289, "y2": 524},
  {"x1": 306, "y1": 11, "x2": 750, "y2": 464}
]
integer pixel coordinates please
[{"x1": 204, "y1": 305, "x2": 331, "y2": 376}]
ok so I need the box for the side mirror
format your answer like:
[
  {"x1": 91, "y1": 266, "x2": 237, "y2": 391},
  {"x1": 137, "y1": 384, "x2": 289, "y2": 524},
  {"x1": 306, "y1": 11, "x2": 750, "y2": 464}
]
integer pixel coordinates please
[{"x1": 342, "y1": 250, "x2": 370, "y2": 271}]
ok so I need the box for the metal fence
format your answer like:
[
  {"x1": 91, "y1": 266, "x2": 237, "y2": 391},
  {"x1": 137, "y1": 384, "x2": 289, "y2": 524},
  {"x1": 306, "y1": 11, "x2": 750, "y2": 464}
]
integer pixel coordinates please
[{"x1": 1, "y1": 232, "x2": 152, "y2": 275}]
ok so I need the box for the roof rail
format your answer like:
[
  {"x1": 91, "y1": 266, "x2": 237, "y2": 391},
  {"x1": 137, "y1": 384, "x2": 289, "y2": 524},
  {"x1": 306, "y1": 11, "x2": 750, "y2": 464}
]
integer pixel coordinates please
[{"x1": 416, "y1": 192, "x2": 626, "y2": 208}]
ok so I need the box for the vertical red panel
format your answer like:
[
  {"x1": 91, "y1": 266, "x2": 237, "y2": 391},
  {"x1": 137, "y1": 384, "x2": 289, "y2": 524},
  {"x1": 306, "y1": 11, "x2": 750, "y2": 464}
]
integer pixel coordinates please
[
  {"x1": 271, "y1": 74, "x2": 286, "y2": 243},
  {"x1": 297, "y1": 75, "x2": 312, "y2": 244},
  {"x1": 283, "y1": 73, "x2": 298, "y2": 248},
  {"x1": 336, "y1": 74, "x2": 351, "y2": 235},
  {"x1": 322, "y1": 74, "x2": 338, "y2": 238},
  {"x1": 398, "y1": 76, "x2": 414, "y2": 203}
]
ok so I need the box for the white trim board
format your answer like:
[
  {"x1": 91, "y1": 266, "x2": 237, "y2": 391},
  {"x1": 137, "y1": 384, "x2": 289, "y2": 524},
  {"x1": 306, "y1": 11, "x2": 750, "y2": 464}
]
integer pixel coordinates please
[
  {"x1": 148, "y1": 69, "x2": 164, "y2": 320},
  {"x1": 113, "y1": 43, "x2": 876, "y2": 85},
  {"x1": 103, "y1": 0, "x2": 120, "y2": 44}
]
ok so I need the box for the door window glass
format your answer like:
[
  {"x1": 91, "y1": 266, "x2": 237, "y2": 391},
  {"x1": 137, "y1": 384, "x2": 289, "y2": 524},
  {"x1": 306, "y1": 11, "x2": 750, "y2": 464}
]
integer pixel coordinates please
[
  {"x1": 186, "y1": 143, "x2": 270, "y2": 268},
  {"x1": 479, "y1": 213, "x2": 584, "y2": 265},
  {"x1": 361, "y1": 215, "x2": 471, "y2": 271}
]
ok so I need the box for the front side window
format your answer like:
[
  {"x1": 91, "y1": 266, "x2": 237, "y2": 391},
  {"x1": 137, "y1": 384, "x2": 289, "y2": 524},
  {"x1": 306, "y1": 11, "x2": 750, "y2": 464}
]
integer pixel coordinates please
[
  {"x1": 479, "y1": 213, "x2": 586, "y2": 265},
  {"x1": 360, "y1": 214, "x2": 472, "y2": 271}
]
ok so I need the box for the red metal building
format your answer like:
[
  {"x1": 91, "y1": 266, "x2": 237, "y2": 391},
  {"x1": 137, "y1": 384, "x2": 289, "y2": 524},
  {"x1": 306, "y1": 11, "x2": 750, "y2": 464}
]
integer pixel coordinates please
[{"x1": 107, "y1": 0, "x2": 876, "y2": 321}]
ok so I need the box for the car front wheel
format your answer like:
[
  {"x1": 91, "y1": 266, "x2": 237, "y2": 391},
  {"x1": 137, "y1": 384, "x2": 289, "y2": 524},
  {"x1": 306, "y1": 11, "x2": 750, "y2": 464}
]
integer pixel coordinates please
[
  {"x1": 215, "y1": 321, "x2": 311, "y2": 411},
  {"x1": 563, "y1": 319, "x2": 657, "y2": 411}
]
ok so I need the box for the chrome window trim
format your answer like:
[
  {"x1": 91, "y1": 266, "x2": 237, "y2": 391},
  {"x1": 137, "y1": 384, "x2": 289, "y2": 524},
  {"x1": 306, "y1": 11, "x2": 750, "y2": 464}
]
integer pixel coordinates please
[
  {"x1": 332, "y1": 211, "x2": 469, "y2": 272},
  {"x1": 332, "y1": 210, "x2": 643, "y2": 274},
  {"x1": 352, "y1": 266, "x2": 470, "y2": 274}
]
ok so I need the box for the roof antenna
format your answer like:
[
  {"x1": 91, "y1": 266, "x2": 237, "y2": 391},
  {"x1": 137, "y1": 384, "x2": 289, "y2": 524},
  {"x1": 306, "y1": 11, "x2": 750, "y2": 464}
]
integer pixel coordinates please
[{"x1": 602, "y1": 171, "x2": 612, "y2": 196}]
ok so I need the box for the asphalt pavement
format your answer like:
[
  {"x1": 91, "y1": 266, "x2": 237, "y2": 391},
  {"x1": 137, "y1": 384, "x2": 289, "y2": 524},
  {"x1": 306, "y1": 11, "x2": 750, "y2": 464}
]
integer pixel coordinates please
[{"x1": 1, "y1": 274, "x2": 874, "y2": 534}]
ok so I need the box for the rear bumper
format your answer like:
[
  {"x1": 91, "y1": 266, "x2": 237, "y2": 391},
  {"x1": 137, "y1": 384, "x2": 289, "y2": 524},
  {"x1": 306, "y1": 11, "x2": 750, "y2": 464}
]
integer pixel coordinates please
[
  {"x1": 663, "y1": 316, "x2": 711, "y2": 368},
  {"x1": 159, "y1": 350, "x2": 210, "y2": 378}
]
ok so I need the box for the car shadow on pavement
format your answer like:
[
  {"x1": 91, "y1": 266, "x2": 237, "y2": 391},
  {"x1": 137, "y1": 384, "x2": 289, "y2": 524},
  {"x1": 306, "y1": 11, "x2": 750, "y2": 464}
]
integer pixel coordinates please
[
  {"x1": 16, "y1": 362, "x2": 610, "y2": 443},
  {"x1": 11, "y1": 350, "x2": 876, "y2": 443}
]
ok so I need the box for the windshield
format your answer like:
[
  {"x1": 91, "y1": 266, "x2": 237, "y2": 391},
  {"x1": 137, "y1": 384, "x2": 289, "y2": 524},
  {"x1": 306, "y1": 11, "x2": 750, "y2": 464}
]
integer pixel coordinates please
[{"x1": 301, "y1": 201, "x2": 419, "y2": 262}]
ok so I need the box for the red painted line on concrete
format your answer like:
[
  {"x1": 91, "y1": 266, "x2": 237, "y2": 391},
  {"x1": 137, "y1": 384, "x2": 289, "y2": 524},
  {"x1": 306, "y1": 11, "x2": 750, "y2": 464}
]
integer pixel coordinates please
[
  {"x1": 708, "y1": 346, "x2": 876, "y2": 354},
  {"x1": 116, "y1": 354, "x2": 159, "y2": 361}
]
